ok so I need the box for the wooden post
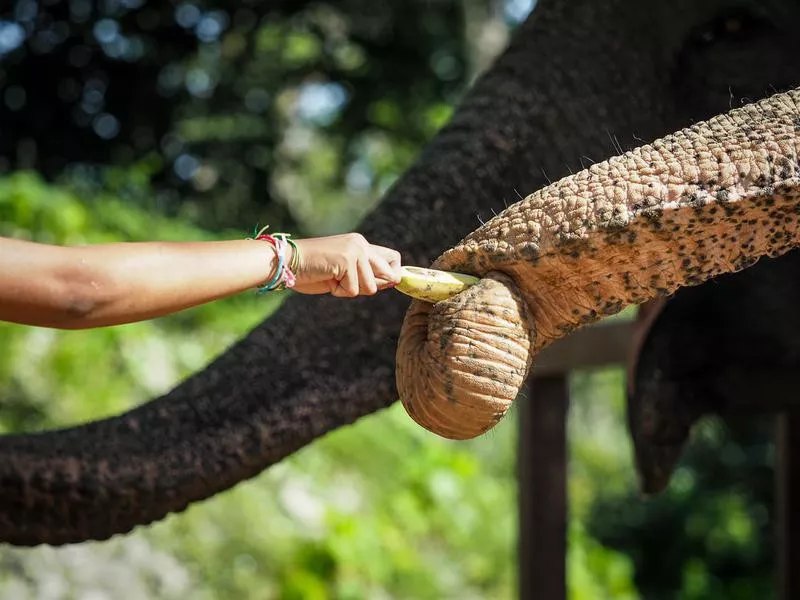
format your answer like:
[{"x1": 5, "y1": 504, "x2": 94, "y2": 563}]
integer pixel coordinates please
[
  {"x1": 518, "y1": 374, "x2": 570, "y2": 600},
  {"x1": 515, "y1": 320, "x2": 631, "y2": 599},
  {"x1": 512, "y1": 319, "x2": 800, "y2": 599},
  {"x1": 776, "y1": 412, "x2": 800, "y2": 599}
]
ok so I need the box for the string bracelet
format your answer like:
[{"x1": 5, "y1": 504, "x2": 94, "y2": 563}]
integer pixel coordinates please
[
  {"x1": 274, "y1": 233, "x2": 301, "y2": 273},
  {"x1": 247, "y1": 224, "x2": 299, "y2": 294}
]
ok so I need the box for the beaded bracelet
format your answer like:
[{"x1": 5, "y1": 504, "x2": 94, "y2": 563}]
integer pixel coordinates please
[{"x1": 248, "y1": 225, "x2": 299, "y2": 294}]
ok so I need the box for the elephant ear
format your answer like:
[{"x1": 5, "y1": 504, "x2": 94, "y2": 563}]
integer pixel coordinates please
[{"x1": 627, "y1": 249, "x2": 800, "y2": 495}]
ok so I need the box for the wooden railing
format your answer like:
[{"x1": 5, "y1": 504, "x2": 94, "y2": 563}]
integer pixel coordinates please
[{"x1": 517, "y1": 319, "x2": 798, "y2": 599}]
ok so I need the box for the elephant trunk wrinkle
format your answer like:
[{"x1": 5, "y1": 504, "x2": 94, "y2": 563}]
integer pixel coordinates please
[
  {"x1": 397, "y1": 272, "x2": 535, "y2": 440},
  {"x1": 397, "y1": 88, "x2": 800, "y2": 440}
]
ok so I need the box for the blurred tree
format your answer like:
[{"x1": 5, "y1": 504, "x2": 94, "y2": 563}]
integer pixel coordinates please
[
  {"x1": 0, "y1": 0, "x2": 513, "y2": 234},
  {"x1": 587, "y1": 414, "x2": 776, "y2": 599},
  {"x1": 0, "y1": 171, "x2": 521, "y2": 598}
]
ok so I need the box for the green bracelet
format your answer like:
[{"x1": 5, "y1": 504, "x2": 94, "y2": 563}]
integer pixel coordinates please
[{"x1": 274, "y1": 233, "x2": 300, "y2": 274}]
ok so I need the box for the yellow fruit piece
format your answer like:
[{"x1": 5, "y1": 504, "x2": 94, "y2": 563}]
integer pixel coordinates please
[{"x1": 395, "y1": 266, "x2": 480, "y2": 303}]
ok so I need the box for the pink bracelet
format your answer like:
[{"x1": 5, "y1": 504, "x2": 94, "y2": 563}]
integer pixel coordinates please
[{"x1": 250, "y1": 227, "x2": 297, "y2": 293}]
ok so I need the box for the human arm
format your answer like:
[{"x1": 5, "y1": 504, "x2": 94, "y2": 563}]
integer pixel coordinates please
[{"x1": 0, "y1": 233, "x2": 401, "y2": 329}]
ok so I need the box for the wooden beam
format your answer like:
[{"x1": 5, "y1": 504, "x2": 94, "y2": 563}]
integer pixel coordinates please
[
  {"x1": 518, "y1": 375, "x2": 569, "y2": 600},
  {"x1": 776, "y1": 412, "x2": 800, "y2": 600},
  {"x1": 534, "y1": 319, "x2": 633, "y2": 376}
]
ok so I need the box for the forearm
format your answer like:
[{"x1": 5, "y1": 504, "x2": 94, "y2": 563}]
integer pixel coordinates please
[{"x1": 0, "y1": 237, "x2": 277, "y2": 329}]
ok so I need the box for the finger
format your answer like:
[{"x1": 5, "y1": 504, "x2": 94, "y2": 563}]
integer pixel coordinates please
[
  {"x1": 375, "y1": 277, "x2": 397, "y2": 291},
  {"x1": 368, "y1": 253, "x2": 398, "y2": 285},
  {"x1": 332, "y1": 261, "x2": 360, "y2": 298},
  {"x1": 373, "y1": 246, "x2": 402, "y2": 268},
  {"x1": 371, "y1": 246, "x2": 402, "y2": 283},
  {"x1": 357, "y1": 255, "x2": 378, "y2": 296},
  {"x1": 292, "y1": 281, "x2": 332, "y2": 295}
]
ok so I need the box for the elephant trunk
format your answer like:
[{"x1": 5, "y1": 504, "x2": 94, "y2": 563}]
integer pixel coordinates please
[{"x1": 398, "y1": 89, "x2": 800, "y2": 440}]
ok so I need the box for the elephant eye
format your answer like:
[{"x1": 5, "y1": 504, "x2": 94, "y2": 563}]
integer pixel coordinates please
[{"x1": 692, "y1": 10, "x2": 770, "y2": 46}]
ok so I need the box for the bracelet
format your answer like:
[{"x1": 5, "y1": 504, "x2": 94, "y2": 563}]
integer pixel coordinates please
[
  {"x1": 274, "y1": 233, "x2": 301, "y2": 273},
  {"x1": 248, "y1": 225, "x2": 298, "y2": 294}
]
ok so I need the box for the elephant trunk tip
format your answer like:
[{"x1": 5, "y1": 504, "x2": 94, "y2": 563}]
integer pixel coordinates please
[{"x1": 395, "y1": 272, "x2": 535, "y2": 440}]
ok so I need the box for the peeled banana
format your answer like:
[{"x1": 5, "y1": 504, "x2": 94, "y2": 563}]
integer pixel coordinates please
[{"x1": 395, "y1": 266, "x2": 480, "y2": 303}]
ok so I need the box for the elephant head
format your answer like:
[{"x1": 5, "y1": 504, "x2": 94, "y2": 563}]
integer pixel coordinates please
[{"x1": 5, "y1": 0, "x2": 800, "y2": 546}]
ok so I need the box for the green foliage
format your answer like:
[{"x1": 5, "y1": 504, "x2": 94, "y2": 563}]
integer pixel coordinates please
[
  {"x1": 0, "y1": 173, "x2": 522, "y2": 598},
  {"x1": 583, "y1": 371, "x2": 775, "y2": 600},
  {"x1": 0, "y1": 172, "x2": 777, "y2": 598},
  {"x1": 2, "y1": 0, "x2": 483, "y2": 239},
  {"x1": 0, "y1": 171, "x2": 279, "y2": 430}
]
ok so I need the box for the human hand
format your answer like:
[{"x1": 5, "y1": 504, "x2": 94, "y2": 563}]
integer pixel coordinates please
[{"x1": 291, "y1": 233, "x2": 402, "y2": 297}]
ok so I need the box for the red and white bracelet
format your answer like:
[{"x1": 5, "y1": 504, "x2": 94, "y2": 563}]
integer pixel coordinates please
[{"x1": 249, "y1": 226, "x2": 299, "y2": 294}]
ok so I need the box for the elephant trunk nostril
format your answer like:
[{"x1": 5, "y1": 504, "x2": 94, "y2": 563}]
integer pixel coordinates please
[{"x1": 396, "y1": 272, "x2": 535, "y2": 440}]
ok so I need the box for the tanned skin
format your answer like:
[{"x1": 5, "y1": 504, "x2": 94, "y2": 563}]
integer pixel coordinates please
[{"x1": 0, "y1": 233, "x2": 402, "y2": 330}]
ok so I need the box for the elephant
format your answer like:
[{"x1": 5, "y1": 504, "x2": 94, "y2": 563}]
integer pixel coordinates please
[{"x1": 5, "y1": 0, "x2": 800, "y2": 546}]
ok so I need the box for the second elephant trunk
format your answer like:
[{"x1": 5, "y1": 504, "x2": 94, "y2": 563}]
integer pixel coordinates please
[{"x1": 398, "y1": 88, "x2": 800, "y2": 440}]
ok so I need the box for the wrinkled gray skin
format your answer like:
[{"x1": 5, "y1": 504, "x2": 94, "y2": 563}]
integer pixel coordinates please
[{"x1": 4, "y1": 0, "x2": 800, "y2": 545}]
